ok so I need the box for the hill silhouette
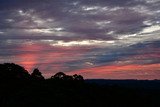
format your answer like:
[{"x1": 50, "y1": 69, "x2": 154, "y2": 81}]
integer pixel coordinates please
[{"x1": 0, "y1": 63, "x2": 160, "y2": 107}]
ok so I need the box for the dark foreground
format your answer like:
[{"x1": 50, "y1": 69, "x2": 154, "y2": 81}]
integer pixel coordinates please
[
  {"x1": 0, "y1": 63, "x2": 160, "y2": 107},
  {"x1": 0, "y1": 80, "x2": 160, "y2": 107}
]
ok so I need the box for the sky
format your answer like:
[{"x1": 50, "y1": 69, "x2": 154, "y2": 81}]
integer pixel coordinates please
[{"x1": 0, "y1": 0, "x2": 160, "y2": 80}]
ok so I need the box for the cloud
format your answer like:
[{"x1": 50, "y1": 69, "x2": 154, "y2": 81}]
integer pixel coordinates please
[
  {"x1": 68, "y1": 64, "x2": 160, "y2": 80},
  {"x1": 0, "y1": 0, "x2": 159, "y2": 79}
]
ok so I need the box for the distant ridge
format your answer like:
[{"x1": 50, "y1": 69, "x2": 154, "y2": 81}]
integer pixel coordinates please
[{"x1": 85, "y1": 79, "x2": 160, "y2": 90}]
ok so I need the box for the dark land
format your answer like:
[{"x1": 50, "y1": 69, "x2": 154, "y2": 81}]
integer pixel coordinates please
[{"x1": 0, "y1": 63, "x2": 160, "y2": 107}]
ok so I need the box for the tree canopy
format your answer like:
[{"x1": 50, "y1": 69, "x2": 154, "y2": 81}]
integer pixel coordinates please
[
  {"x1": 0, "y1": 63, "x2": 30, "y2": 81},
  {"x1": 31, "y1": 68, "x2": 44, "y2": 80},
  {"x1": 0, "y1": 63, "x2": 84, "y2": 82},
  {"x1": 51, "y1": 72, "x2": 84, "y2": 82}
]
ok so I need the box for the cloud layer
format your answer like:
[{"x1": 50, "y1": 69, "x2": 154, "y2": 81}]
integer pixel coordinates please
[{"x1": 0, "y1": 0, "x2": 160, "y2": 79}]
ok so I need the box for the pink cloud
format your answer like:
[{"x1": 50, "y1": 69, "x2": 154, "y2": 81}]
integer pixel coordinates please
[
  {"x1": 68, "y1": 64, "x2": 160, "y2": 80},
  {"x1": 14, "y1": 43, "x2": 93, "y2": 75}
]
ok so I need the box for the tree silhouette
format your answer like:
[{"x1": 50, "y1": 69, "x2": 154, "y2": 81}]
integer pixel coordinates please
[
  {"x1": 0, "y1": 63, "x2": 159, "y2": 107},
  {"x1": 31, "y1": 68, "x2": 44, "y2": 80},
  {"x1": 0, "y1": 63, "x2": 30, "y2": 81},
  {"x1": 51, "y1": 72, "x2": 84, "y2": 82},
  {"x1": 73, "y1": 74, "x2": 84, "y2": 81},
  {"x1": 51, "y1": 72, "x2": 66, "y2": 80},
  {"x1": 63, "y1": 75, "x2": 73, "y2": 81}
]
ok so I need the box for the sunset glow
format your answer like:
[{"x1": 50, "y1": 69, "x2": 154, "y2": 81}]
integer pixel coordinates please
[{"x1": 0, "y1": 0, "x2": 160, "y2": 79}]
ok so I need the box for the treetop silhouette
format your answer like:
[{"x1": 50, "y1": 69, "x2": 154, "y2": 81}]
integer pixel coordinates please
[
  {"x1": 51, "y1": 72, "x2": 84, "y2": 82},
  {"x1": 0, "y1": 63, "x2": 30, "y2": 81},
  {"x1": 51, "y1": 72, "x2": 66, "y2": 80},
  {"x1": 31, "y1": 68, "x2": 45, "y2": 80},
  {"x1": 0, "y1": 63, "x2": 84, "y2": 82}
]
